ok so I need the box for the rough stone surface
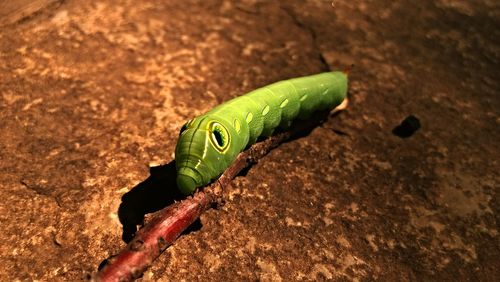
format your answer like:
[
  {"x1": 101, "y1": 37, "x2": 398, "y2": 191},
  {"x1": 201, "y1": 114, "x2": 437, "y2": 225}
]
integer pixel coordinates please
[{"x1": 0, "y1": 0, "x2": 498, "y2": 281}]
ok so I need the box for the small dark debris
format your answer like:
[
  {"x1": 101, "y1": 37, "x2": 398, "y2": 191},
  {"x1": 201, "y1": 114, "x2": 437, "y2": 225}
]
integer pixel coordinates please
[
  {"x1": 97, "y1": 254, "x2": 119, "y2": 271},
  {"x1": 97, "y1": 258, "x2": 109, "y2": 271},
  {"x1": 129, "y1": 239, "x2": 145, "y2": 252},
  {"x1": 331, "y1": 128, "x2": 350, "y2": 136},
  {"x1": 392, "y1": 115, "x2": 421, "y2": 138}
]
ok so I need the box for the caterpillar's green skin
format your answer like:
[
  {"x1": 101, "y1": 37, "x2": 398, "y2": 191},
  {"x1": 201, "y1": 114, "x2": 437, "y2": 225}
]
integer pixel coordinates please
[{"x1": 175, "y1": 71, "x2": 348, "y2": 194}]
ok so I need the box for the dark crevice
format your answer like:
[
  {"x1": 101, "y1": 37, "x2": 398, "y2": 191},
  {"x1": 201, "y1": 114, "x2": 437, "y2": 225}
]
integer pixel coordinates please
[
  {"x1": 279, "y1": 5, "x2": 331, "y2": 72},
  {"x1": 0, "y1": 0, "x2": 66, "y2": 28},
  {"x1": 20, "y1": 179, "x2": 62, "y2": 207}
]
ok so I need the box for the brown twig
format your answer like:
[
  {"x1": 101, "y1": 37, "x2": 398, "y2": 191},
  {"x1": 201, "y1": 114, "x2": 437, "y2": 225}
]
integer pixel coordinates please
[{"x1": 93, "y1": 102, "x2": 347, "y2": 281}]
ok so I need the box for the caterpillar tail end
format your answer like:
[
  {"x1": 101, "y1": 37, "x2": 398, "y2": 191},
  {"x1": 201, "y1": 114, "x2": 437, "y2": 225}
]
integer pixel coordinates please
[
  {"x1": 332, "y1": 97, "x2": 349, "y2": 114},
  {"x1": 342, "y1": 64, "x2": 354, "y2": 76}
]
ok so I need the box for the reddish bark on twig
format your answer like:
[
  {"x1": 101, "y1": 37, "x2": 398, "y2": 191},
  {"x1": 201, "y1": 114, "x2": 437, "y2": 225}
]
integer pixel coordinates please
[{"x1": 93, "y1": 103, "x2": 347, "y2": 282}]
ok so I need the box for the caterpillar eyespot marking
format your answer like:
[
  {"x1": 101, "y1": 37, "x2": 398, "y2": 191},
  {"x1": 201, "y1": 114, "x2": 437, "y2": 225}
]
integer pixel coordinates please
[
  {"x1": 213, "y1": 131, "x2": 223, "y2": 146},
  {"x1": 207, "y1": 121, "x2": 230, "y2": 155},
  {"x1": 175, "y1": 71, "x2": 348, "y2": 195}
]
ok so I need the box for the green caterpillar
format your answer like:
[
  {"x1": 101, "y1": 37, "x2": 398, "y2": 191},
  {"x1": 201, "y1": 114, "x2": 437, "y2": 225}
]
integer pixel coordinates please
[{"x1": 175, "y1": 71, "x2": 348, "y2": 195}]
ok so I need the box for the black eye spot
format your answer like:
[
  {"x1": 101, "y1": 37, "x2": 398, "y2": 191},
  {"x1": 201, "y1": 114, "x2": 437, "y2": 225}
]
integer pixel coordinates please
[
  {"x1": 212, "y1": 129, "x2": 224, "y2": 147},
  {"x1": 208, "y1": 122, "x2": 230, "y2": 151}
]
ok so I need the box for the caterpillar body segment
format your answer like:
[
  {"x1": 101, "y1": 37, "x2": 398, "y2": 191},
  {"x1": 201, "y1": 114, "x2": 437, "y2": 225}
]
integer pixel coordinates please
[{"x1": 175, "y1": 71, "x2": 348, "y2": 194}]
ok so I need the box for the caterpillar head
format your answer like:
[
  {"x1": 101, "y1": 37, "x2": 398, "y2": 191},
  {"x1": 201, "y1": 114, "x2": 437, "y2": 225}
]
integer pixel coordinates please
[{"x1": 175, "y1": 115, "x2": 237, "y2": 195}]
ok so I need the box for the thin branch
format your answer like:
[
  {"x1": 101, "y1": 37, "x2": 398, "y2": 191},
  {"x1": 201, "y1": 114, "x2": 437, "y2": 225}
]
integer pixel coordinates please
[{"x1": 92, "y1": 100, "x2": 348, "y2": 282}]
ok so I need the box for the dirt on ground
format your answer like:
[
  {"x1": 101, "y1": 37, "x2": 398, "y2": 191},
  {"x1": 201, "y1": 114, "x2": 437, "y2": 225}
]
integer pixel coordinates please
[{"x1": 0, "y1": 0, "x2": 498, "y2": 281}]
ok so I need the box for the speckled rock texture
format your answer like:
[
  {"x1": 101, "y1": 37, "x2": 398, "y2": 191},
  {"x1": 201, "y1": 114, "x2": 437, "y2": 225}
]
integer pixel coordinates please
[{"x1": 0, "y1": 0, "x2": 498, "y2": 281}]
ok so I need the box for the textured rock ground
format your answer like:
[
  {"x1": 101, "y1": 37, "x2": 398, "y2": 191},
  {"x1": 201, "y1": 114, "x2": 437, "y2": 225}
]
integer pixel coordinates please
[{"x1": 0, "y1": 0, "x2": 498, "y2": 281}]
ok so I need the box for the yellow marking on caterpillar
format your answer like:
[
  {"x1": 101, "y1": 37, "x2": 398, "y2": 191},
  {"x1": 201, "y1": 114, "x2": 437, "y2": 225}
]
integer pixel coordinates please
[{"x1": 262, "y1": 105, "x2": 270, "y2": 115}]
